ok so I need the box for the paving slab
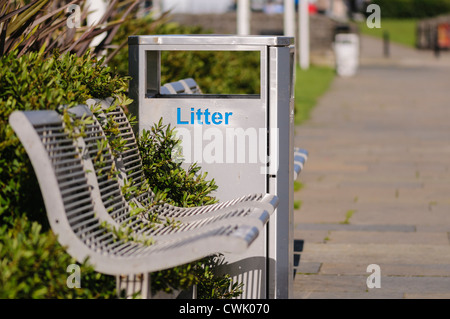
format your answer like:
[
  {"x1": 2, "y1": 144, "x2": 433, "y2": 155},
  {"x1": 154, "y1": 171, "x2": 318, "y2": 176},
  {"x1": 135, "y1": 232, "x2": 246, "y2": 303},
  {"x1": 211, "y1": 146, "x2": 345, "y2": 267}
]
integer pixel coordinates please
[
  {"x1": 404, "y1": 293, "x2": 450, "y2": 299},
  {"x1": 319, "y1": 263, "x2": 450, "y2": 277},
  {"x1": 294, "y1": 291, "x2": 404, "y2": 299},
  {"x1": 294, "y1": 275, "x2": 450, "y2": 298},
  {"x1": 294, "y1": 229, "x2": 329, "y2": 244},
  {"x1": 324, "y1": 231, "x2": 449, "y2": 245},
  {"x1": 300, "y1": 243, "x2": 450, "y2": 265},
  {"x1": 295, "y1": 223, "x2": 416, "y2": 232}
]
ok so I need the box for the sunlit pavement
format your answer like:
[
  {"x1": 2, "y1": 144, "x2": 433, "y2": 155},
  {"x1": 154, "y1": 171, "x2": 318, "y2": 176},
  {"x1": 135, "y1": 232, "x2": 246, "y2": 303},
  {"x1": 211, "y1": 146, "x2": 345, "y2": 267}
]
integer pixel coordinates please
[{"x1": 293, "y1": 35, "x2": 450, "y2": 299}]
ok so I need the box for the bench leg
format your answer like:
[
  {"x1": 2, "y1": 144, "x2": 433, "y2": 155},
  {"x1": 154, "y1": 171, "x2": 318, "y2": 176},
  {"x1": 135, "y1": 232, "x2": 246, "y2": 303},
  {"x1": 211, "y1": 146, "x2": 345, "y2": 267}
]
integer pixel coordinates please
[
  {"x1": 116, "y1": 273, "x2": 151, "y2": 299},
  {"x1": 116, "y1": 274, "x2": 197, "y2": 299}
]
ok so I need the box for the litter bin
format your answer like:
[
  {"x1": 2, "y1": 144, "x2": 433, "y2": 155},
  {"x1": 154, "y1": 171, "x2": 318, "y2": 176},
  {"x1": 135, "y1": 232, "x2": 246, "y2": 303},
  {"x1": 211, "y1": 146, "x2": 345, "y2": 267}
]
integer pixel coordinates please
[
  {"x1": 128, "y1": 35, "x2": 295, "y2": 299},
  {"x1": 334, "y1": 33, "x2": 359, "y2": 77}
]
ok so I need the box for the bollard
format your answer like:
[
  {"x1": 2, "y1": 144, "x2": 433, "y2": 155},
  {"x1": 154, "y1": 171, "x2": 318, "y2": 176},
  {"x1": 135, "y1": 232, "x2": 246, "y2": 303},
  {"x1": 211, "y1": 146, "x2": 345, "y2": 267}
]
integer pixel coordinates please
[
  {"x1": 333, "y1": 33, "x2": 360, "y2": 77},
  {"x1": 383, "y1": 31, "x2": 390, "y2": 58}
]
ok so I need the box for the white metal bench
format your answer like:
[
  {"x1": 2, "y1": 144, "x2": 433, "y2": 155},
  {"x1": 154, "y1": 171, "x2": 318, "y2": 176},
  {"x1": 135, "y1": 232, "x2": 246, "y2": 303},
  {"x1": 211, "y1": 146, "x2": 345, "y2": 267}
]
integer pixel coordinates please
[
  {"x1": 161, "y1": 78, "x2": 203, "y2": 95},
  {"x1": 9, "y1": 101, "x2": 279, "y2": 298}
]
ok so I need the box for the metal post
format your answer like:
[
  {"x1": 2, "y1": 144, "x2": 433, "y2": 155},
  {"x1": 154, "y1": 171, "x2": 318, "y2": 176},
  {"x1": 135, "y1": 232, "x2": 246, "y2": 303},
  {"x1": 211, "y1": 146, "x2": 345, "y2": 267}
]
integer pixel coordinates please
[
  {"x1": 298, "y1": 0, "x2": 309, "y2": 69},
  {"x1": 284, "y1": 0, "x2": 296, "y2": 37},
  {"x1": 237, "y1": 0, "x2": 250, "y2": 35},
  {"x1": 383, "y1": 31, "x2": 390, "y2": 58},
  {"x1": 116, "y1": 273, "x2": 151, "y2": 299},
  {"x1": 434, "y1": 28, "x2": 441, "y2": 58},
  {"x1": 268, "y1": 45, "x2": 295, "y2": 299}
]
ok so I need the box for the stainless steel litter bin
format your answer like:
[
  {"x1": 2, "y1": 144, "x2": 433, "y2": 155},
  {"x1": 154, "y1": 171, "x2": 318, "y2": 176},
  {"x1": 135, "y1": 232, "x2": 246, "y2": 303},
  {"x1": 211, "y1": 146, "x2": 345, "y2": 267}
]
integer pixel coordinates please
[{"x1": 128, "y1": 35, "x2": 295, "y2": 299}]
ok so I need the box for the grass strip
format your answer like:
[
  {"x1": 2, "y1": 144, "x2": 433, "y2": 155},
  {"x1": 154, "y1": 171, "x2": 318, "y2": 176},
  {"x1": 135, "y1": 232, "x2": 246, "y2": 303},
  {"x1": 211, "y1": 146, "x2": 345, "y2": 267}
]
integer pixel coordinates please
[
  {"x1": 294, "y1": 64, "x2": 335, "y2": 125},
  {"x1": 356, "y1": 18, "x2": 418, "y2": 48}
]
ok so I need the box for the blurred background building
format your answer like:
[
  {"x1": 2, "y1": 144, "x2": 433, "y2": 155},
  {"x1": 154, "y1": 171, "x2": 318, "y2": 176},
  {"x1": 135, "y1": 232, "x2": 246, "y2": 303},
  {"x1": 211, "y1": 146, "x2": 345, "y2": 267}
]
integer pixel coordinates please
[
  {"x1": 151, "y1": 0, "x2": 366, "y2": 20},
  {"x1": 145, "y1": 0, "x2": 363, "y2": 66}
]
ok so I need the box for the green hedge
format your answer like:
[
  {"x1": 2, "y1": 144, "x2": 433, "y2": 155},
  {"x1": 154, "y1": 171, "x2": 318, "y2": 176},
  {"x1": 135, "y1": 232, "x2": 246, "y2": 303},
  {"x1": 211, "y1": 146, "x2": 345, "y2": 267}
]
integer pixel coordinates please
[
  {"x1": 0, "y1": 49, "x2": 241, "y2": 298},
  {"x1": 0, "y1": 50, "x2": 128, "y2": 227},
  {"x1": 0, "y1": 50, "x2": 128, "y2": 298},
  {"x1": 0, "y1": 218, "x2": 116, "y2": 298},
  {"x1": 371, "y1": 0, "x2": 450, "y2": 18}
]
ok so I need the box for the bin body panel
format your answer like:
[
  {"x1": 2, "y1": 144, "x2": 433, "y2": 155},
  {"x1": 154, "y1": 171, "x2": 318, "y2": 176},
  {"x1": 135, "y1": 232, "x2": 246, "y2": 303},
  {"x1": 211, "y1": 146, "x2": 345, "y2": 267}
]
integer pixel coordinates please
[{"x1": 140, "y1": 97, "x2": 268, "y2": 202}]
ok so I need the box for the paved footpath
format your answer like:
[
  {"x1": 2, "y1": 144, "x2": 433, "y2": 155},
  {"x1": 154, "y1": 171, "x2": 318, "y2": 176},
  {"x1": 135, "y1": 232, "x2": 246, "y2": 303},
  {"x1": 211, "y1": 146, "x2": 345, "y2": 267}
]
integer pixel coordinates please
[{"x1": 293, "y1": 35, "x2": 450, "y2": 299}]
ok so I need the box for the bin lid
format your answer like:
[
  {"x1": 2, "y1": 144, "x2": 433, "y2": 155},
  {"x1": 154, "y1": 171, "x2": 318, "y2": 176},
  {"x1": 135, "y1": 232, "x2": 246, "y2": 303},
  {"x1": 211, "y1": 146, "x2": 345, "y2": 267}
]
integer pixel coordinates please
[{"x1": 128, "y1": 35, "x2": 294, "y2": 47}]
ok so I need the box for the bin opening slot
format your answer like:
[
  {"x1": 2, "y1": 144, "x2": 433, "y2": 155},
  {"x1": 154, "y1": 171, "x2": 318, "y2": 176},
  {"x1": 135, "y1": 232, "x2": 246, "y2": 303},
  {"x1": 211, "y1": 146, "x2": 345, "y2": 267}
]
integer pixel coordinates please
[{"x1": 146, "y1": 50, "x2": 261, "y2": 98}]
